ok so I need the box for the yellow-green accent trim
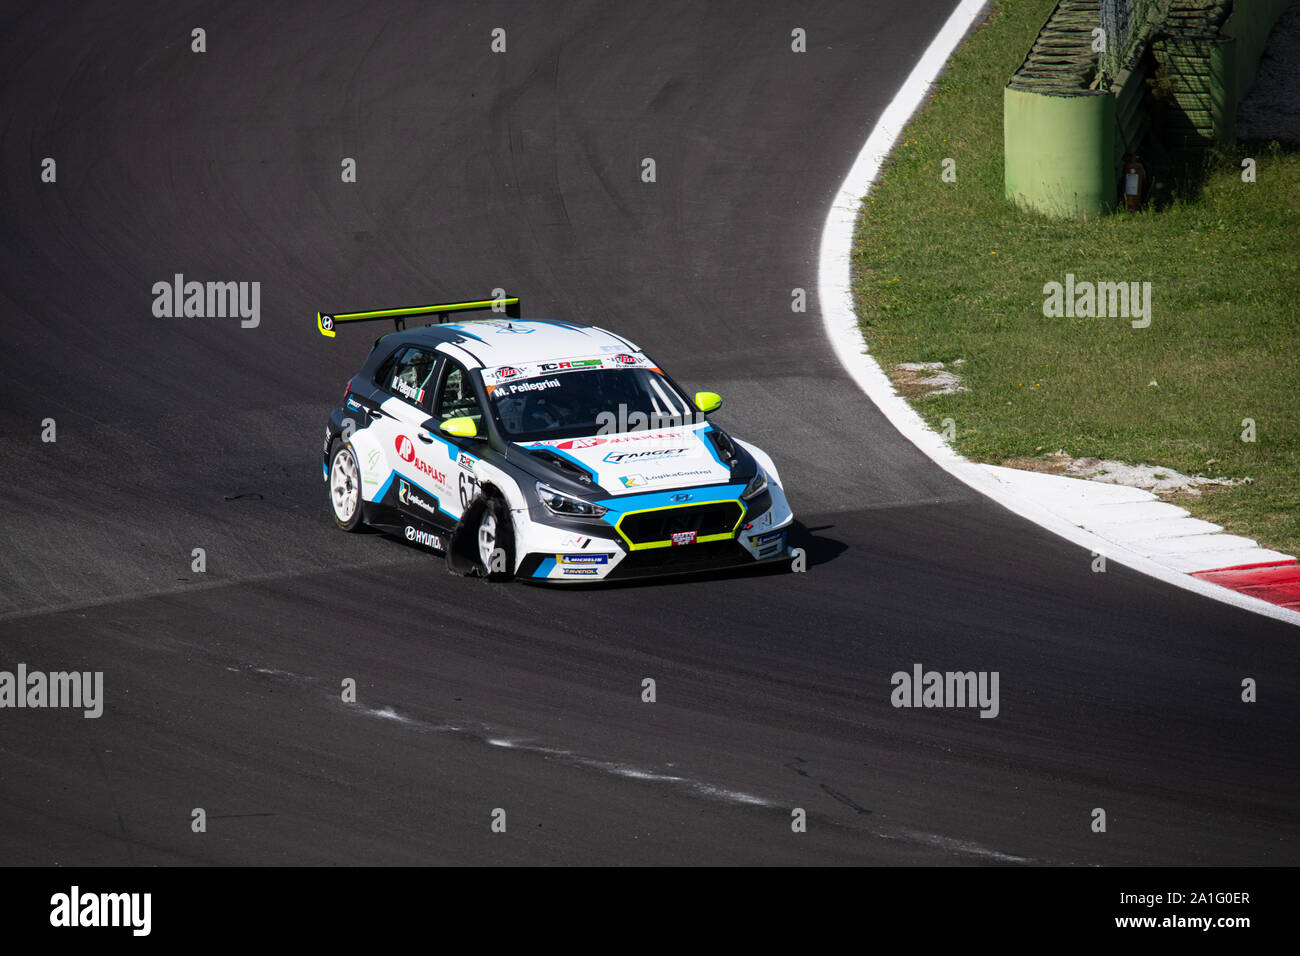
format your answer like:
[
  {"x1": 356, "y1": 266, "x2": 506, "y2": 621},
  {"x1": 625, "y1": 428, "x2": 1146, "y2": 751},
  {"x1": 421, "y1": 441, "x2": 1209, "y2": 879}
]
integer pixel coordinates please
[
  {"x1": 439, "y1": 416, "x2": 478, "y2": 439},
  {"x1": 614, "y1": 499, "x2": 744, "y2": 552},
  {"x1": 693, "y1": 390, "x2": 722, "y2": 413},
  {"x1": 316, "y1": 297, "x2": 521, "y2": 338}
]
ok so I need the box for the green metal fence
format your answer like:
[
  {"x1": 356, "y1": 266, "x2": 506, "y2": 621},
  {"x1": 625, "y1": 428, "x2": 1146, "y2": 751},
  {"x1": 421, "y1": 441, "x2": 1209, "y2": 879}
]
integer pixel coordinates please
[{"x1": 1099, "y1": 0, "x2": 1163, "y2": 79}]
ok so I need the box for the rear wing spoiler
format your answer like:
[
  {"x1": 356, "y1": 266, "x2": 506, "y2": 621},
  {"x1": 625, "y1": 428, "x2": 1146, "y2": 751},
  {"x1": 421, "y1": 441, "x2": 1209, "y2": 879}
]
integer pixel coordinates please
[{"x1": 316, "y1": 295, "x2": 520, "y2": 337}]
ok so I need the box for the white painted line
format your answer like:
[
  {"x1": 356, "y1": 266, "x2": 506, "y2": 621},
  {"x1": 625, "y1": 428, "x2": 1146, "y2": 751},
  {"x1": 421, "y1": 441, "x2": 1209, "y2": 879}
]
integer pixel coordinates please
[
  {"x1": 1053, "y1": 500, "x2": 1190, "y2": 524},
  {"x1": 1138, "y1": 534, "x2": 1260, "y2": 555},
  {"x1": 815, "y1": 0, "x2": 1300, "y2": 627},
  {"x1": 981, "y1": 465, "x2": 1152, "y2": 503},
  {"x1": 1160, "y1": 549, "x2": 1297, "y2": 574},
  {"x1": 1087, "y1": 517, "x2": 1225, "y2": 541}
]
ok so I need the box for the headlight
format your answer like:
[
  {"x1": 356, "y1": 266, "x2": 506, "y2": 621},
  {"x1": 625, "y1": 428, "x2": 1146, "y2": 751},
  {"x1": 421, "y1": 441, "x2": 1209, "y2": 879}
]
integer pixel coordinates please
[
  {"x1": 741, "y1": 470, "x2": 768, "y2": 501},
  {"x1": 536, "y1": 482, "x2": 608, "y2": 517}
]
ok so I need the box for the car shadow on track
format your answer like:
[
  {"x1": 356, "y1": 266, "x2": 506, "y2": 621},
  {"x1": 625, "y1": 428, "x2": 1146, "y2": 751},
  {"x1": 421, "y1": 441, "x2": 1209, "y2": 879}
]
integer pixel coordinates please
[{"x1": 509, "y1": 519, "x2": 849, "y2": 591}]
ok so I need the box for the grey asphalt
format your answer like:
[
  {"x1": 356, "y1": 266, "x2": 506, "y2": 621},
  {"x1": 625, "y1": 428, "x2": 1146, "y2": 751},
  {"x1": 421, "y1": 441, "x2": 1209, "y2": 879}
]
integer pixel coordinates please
[{"x1": 0, "y1": 0, "x2": 1296, "y2": 865}]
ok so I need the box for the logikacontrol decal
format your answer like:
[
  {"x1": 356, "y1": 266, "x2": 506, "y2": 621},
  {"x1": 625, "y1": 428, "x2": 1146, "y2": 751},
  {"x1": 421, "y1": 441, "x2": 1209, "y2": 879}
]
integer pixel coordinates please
[
  {"x1": 398, "y1": 478, "x2": 440, "y2": 518},
  {"x1": 619, "y1": 469, "x2": 713, "y2": 487}
]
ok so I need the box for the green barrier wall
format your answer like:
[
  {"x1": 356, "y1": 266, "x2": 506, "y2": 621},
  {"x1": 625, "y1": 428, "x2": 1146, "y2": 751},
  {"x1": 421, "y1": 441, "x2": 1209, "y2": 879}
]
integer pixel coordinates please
[
  {"x1": 1224, "y1": 0, "x2": 1291, "y2": 99},
  {"x1": 1209, "y1": 34, "x2": 1238, "y2": 144},
  {"x1": 1113, "y1": 59, "x2": 1152, "y2": 166},
  {"x1": 1004, "y1": 86, "x2": 1116, "y2": 218},
  {"x1": 1006, "y1": 0, "x2": 1289, "y2": 217}
]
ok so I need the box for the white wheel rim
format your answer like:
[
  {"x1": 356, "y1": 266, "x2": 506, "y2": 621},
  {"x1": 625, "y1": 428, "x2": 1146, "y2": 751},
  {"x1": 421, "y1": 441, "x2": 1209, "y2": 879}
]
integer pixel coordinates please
[
  {"x1": 330, "y1": 449, "x2": 360, "y2": 522},
  {"x1": 478, "y1": 511, "x2": 498, "y2": 569}
]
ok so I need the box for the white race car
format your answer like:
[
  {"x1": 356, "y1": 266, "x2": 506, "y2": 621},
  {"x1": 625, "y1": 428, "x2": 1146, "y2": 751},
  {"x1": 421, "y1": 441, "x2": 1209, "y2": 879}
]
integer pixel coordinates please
[{"x1": 319, "y1": 297, "x2": 795, "y2": 582}]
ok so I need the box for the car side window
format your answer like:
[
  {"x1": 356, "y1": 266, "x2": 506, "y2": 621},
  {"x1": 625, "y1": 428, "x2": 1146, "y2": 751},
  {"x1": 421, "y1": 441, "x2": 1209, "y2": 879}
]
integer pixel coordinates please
[
  {"x1": 383, "y1": 348, "x2": 439, "y2": 413},
  {"x1": 435, "y1": 361, "x2": 483, "y2": 430},
  {"x1": 372, "y1": 348, "x2": 399, "y2": 389}
]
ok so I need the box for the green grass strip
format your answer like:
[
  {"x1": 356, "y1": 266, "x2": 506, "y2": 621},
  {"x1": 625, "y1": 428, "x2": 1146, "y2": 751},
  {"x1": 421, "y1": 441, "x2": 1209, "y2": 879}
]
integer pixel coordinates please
[{"x1": 851, "y1": 0, "x2": 1300, "y2": 556}]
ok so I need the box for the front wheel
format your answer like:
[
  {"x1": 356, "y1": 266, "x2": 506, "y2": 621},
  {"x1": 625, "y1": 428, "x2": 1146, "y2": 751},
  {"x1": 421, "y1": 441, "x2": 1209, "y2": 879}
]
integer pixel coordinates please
[
  {"x1": 328, "y1": 442, "x2": 364, "y2": 532},
  {"x1": 476, "y1": 495, "x2": 515, "y2": 580}
]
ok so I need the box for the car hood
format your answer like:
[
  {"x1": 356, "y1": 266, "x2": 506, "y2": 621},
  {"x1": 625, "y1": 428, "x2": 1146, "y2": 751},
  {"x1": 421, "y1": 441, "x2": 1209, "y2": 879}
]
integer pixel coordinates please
[{"x1": 519, "y1": 423, "x2": 734, "y2": 495}]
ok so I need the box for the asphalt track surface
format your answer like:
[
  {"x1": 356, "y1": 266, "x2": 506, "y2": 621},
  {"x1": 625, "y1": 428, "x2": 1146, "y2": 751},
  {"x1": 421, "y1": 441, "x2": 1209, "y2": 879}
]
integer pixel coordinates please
[{"x1": 1, "y1": 1, "x2": 1296, "y2": 866}]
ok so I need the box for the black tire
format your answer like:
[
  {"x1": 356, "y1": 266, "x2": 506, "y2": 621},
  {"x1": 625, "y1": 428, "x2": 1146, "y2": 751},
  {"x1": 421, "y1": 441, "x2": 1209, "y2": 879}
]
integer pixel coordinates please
[
  {"x1": 328, "y1": 442, "x2": 365, "y2": 532},
  {"x1": 475, "y1": 493, "x2": 515, "y2": 581}
]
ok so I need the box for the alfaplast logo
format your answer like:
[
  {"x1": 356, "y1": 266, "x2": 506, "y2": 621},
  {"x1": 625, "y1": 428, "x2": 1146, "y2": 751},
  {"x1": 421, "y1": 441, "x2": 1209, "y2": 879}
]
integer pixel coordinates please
[
  {"x1": 152, "y1": 273, "x2": 260, "y2": 328},
  {"x1": 50, "y1": 886, "x2": 150, "y2": 936},
  {"x1": 0, "y1": 663, "x2": 103, "y2": 718},
  {"x1": 1042, "y1": 273, "x2": 1152, "y2": 328},
  {"x1": 891, "y1": 664, "x2": 1000, "y2": 718}
]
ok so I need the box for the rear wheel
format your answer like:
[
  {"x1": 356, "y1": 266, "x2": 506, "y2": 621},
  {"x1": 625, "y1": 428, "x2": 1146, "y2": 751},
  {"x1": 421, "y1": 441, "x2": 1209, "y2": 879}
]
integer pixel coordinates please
[{"x1": 329, "y1": 443, "x2": 364, "y2": 532}]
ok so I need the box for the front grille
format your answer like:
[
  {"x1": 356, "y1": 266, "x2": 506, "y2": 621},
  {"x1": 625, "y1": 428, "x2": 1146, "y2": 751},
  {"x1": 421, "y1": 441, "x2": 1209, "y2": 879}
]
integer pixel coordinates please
[{"x1": 617, "y1": 501, "x2": 743, "y2": 548}]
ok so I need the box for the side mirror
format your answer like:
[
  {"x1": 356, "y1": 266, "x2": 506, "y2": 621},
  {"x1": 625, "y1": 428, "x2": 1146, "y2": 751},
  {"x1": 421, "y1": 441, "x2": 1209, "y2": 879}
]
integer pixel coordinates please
[
  {"x1": 694, "y1": 391, "x2": 722, "y2": 414},
  {"x1": 437, "y1": 416, "x2": 478, "y2": 439}
]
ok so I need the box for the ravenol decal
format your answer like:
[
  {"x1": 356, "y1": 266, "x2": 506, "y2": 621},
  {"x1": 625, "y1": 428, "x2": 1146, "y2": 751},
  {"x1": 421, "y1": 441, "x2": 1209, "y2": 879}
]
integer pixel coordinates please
[{"x1": 562, "y1": 567, "x2": 600, "y2": 576}]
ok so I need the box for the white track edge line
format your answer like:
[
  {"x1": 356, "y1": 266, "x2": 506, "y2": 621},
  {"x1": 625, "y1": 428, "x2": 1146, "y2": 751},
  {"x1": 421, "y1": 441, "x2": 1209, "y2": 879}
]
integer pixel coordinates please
[{"x1": 815, "y1": 0, "x2": 1300, "y2": 628}]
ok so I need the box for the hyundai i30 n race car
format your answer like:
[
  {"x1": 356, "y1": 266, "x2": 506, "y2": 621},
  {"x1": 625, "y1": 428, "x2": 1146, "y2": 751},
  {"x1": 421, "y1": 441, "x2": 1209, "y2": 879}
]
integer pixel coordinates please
[{"x1": 318, "y1": 296, "x2": 795, "y2": 582}]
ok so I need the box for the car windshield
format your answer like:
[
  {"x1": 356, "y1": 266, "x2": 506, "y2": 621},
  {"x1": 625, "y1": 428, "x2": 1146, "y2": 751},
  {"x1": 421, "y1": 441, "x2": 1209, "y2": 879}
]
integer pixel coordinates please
[{"x1": 488, "y1": 368, "x2": 699, "y2": 442}]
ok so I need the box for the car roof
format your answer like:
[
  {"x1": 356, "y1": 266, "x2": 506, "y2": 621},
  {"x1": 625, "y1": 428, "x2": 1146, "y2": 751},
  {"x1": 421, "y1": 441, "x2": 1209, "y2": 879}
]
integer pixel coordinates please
[{"x1": 379, "y1": 318, "x2": 642, "y2": 367}]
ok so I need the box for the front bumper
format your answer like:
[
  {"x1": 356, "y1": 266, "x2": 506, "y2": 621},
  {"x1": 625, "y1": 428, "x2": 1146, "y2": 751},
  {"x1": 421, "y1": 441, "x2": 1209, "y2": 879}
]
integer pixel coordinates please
[{"x1": 512, "y1": 478, "x2": 795, "y2": 583}]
